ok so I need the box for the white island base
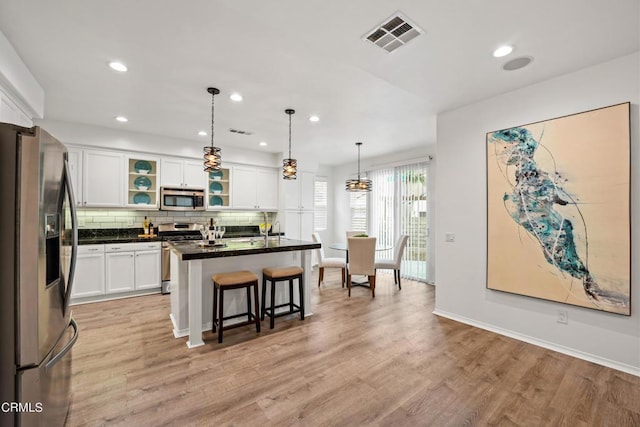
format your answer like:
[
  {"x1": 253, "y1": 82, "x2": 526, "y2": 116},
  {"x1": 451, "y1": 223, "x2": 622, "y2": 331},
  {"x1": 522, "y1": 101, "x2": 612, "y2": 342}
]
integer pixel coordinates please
[{"x1": 170, "y1": 248, "x2": 313, "y2": 348}]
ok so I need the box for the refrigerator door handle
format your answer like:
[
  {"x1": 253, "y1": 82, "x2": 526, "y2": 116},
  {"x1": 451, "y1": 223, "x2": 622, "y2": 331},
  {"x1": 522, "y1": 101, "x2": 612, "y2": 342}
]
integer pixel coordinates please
[
  {"x1": 62, "y1": 159, "x2": 78, "y2": 316},
  {"x1": 45, "y1": 318, "x2": 78, "y2": 373}
]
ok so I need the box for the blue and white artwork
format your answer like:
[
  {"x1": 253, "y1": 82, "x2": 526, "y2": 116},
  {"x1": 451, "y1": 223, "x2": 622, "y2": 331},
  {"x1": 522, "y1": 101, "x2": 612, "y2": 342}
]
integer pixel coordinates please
[{"x1": 486, "y1": 103, "x2": 630, "y2": 315}]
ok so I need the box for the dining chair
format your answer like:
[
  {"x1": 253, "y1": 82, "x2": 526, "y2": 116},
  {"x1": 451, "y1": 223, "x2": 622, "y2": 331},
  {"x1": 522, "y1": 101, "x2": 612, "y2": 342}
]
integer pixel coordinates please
[
  {"x1": 375, "y1": 234, "x2": 409, "y2": 290},
  {"x1": 346, "y1": 237, "x2": 377, "y2": 297},
  {"x1": 312, "y1": 233, "x2": 346, "y2": 287}
]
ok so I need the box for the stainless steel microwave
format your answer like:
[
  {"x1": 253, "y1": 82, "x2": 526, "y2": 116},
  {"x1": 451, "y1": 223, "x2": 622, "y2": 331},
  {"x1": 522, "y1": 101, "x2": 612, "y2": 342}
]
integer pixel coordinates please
[{"x1": 160, "y1": 187, "x2": 205, "y2": 211}]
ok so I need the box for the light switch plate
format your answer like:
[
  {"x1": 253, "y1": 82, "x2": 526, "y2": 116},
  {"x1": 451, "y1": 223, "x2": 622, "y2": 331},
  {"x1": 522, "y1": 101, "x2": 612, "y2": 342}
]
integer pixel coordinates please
[{"x1": 445, "y1": 232, "x2": 455, "y2": 242}]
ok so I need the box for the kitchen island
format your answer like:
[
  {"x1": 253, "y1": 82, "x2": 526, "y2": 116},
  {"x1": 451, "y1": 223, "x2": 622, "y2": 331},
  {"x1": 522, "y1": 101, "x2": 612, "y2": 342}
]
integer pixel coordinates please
[{"x1": 169, "y1": 237, "x2": 320, "y2": 348}]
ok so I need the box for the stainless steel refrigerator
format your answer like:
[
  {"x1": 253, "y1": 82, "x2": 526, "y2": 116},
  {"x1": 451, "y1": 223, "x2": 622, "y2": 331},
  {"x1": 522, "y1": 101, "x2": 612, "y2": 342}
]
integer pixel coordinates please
[{"x1": 0, "y1": 124, "x2": 78, "y2": 427}]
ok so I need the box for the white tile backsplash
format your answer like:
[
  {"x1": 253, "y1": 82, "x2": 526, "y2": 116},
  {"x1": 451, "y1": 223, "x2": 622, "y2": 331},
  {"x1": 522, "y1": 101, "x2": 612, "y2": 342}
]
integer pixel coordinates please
[{"x1": 77, "y1": 209, "x2": 276, "y2": 229}]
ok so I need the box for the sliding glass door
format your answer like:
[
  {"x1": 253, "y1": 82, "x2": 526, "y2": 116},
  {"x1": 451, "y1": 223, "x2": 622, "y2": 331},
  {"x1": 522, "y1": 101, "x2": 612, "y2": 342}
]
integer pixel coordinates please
[{"x1": 370, "y1": 162, "x2": 428, "y2": 282}]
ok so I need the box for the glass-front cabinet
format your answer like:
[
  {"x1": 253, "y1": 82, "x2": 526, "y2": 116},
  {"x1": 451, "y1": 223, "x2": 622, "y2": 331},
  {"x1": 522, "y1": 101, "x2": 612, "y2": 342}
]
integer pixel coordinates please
[
  {"x1": 207, "y1": 167, "x2": 231, "y2": 209},
  {"x1": 126, "y1": 156, "x2": 159, "y2": 208}
]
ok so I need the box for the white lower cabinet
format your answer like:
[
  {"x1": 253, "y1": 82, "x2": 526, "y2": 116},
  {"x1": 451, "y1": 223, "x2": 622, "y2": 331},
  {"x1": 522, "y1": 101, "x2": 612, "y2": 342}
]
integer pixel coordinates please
[
  {"x1": 71, "y1": 245, "x2": 105, "y2": 298},
  {"x1": 71, "y1": 242, "x2": 161, "y2": 303},
  {"x1": 134, "y1": 247, "x2": 161, "y2": 290},
  {"x1": 105, "y1": 247, "x2": 135, "y2": 294}
]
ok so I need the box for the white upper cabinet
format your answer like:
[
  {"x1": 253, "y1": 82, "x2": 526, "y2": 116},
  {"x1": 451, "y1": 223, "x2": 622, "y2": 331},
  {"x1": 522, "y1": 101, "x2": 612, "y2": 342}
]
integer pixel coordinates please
[
  {"x1": 183, "y1": 160, "x2": 206, "y2": 188},
  {"x1": 160, "y1": 157, "x2": 205, "y2": 189},
  {"x1": 256, "y1": 168, "x2": 279, "y2": 210},
  {"x1": 231, "y1": 166, "x2": 257, "y2": 209},
  {"x1": 231, "y1": 165, "x2": 278, "y2": 210},
  {"x1": 283, "y1": 171, "x2": 315, "y2": 210},
  {"x1": 160, "y1": 158, "x2": 183, "y2": 187},
  {"x1": 82, "y1": 149, "x2": 124, "y2": 207}
]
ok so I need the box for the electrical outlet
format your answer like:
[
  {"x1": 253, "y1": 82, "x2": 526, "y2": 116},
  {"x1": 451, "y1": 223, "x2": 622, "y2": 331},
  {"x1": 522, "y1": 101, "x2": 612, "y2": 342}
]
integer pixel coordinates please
[
  {"x1": 126, "y1": 218, "x2": 134, "y2": 226},
  {"x1": 557, "y1": 310, "x2": 568, "y2": 324},
  {"x1": 77, "y1": 217, "x2": 85, "y2": 228},
  {"x1": 445, "y1": 232, "x2": 455, "y2": 242}
]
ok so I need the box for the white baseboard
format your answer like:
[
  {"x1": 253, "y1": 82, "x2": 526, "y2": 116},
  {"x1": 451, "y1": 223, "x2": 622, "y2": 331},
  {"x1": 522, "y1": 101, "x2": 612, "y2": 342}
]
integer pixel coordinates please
[
  {"x1": 70, "y1": 288, "x2": 162, "y2": 306},
  {"x1": 432, "y1": 308, "x2": 640, "y2": 378}
]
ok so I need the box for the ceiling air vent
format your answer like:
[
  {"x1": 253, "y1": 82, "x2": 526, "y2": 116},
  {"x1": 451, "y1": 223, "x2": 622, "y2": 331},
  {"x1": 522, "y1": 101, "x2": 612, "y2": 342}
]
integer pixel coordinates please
[
  {"x1": 229, "y1": 128, "x2": 253, "y2": 136},
  {"x1": 363, "y1": 12, "x2": 423, "y2": 53}
]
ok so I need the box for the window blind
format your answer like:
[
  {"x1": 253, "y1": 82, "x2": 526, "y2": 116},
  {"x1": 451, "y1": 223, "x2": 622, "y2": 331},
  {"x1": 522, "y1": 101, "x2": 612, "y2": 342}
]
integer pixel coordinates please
[
  {"x1": 350, "y1": 192, "x2": 368, "y2": 232},
  {"x1": 314, "y1": 177, "x2": 328, "y2": 231},
  {"x1": 368, "y1": 162, "x2": 429, "y2": 281}
]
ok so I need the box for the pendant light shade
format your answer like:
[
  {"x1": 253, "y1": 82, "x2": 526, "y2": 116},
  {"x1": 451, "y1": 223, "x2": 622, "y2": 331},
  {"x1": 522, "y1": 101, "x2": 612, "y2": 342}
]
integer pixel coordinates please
[
  {"x1": 345, "y1": 142, "x2": 372, "y2": 192},
  {"x1": 282, "y1": 108, "x2": 297, "y2": 180},
  {"x1": 203, "y1": 87, "x2": 222, "y2": 172}
]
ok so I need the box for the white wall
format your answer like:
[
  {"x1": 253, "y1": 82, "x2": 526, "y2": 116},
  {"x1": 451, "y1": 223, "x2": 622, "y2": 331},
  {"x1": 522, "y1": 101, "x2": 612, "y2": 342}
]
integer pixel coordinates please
[
  {"x1": 435, "y1": 52, "x2": 639, "y2": 374},
  {"x1": 0, "y1": 30, "x2": 44, "y2": 119},
  {"x1": 35, "y1": 119, "x2": 280, "y2": 168}
]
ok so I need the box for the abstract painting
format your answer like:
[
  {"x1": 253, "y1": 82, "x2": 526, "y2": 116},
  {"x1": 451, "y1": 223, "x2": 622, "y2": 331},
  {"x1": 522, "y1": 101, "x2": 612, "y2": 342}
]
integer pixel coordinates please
[{"x1": 486, "y1": 103, "x2": 630, "y2": 315}]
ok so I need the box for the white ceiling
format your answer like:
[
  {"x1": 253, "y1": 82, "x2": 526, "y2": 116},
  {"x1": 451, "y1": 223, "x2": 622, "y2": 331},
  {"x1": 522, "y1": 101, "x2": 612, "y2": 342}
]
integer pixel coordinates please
[{"x1": 0, "y1": 0, "x2": 638, "y2": 165}]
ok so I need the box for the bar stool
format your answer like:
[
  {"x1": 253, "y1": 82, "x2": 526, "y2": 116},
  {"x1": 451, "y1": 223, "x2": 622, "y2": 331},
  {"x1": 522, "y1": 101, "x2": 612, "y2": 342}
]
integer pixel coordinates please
[
  {"x1": 261, "y1": 266, "x2": 304, "y2": 329},
  {"x1": 211, "y1": 270, "x2": 261, "y2": 343}
]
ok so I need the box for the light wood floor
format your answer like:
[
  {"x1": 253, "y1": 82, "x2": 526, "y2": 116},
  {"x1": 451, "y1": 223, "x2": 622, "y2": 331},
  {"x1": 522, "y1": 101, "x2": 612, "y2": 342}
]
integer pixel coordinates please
[{"x1": 68, "y1": 270, "x2": 640, "y2": 426}]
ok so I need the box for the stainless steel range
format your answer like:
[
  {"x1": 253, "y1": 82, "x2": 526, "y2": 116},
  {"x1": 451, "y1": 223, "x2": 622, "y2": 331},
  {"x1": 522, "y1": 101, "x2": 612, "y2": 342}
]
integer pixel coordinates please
[{"x1": 158, "y1": 223, "x2": 203, "y2": 294}]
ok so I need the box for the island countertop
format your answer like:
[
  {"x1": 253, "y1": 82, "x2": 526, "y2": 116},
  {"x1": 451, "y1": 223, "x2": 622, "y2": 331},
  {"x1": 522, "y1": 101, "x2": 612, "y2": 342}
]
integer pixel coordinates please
[{"x1": 168, "y1": 238, "x2": 320, "y2": 261}]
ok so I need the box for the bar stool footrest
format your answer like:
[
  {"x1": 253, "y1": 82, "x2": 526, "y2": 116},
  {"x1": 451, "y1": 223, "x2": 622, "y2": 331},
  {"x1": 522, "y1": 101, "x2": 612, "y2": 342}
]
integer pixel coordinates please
[{"x1": 264, "y1": 303, "x2": 302, "y2": 318}]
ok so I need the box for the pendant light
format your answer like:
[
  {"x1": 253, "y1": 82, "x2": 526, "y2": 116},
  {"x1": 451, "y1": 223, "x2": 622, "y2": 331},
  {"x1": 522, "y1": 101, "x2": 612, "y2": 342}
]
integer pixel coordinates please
[
  {"x1": 203, "y1": 87, "x2": 222, "y2": 172},
  {"x1": 345, "y1": 142, "x2": 372, "y2": 192},
  {"x1": 282, "y1": 108, "x2": 297, "y2": 180}
]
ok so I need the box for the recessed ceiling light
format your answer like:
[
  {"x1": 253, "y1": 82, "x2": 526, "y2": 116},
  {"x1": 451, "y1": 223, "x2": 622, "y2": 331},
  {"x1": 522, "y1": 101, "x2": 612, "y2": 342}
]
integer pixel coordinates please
[
  {"x1": 115, "y1": 116, "x2": 128, "y2": 122},
  {"x1": 259, "y1": 141, "x2": 267, "y2": 146},
  {"x1": 229, "y1": 93, "x2": 243, "y2": 102},
  {"x1": 309, "y1": 115, "x2": 320, "y2": 122},
  {"x1": 108, "y1": 61, "x2": 128, "y2": 72},
  {"x1": 198, "y1": 131, "x2": 207, "y2": 136},
  {"x1": 493, "y1": 45, "x2": 513, "y2": 58}
]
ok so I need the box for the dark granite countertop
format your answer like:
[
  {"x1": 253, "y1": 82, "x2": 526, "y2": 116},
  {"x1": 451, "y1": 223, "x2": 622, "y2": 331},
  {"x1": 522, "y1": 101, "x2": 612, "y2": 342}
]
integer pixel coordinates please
[
  {"x1": 76, "y1": 226, "x2": 283, "y2": 245},
  {"x1": 168, "y1": 238, "x2": 320, "y2": 261}
]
